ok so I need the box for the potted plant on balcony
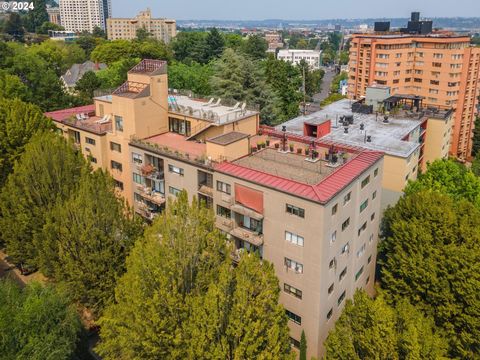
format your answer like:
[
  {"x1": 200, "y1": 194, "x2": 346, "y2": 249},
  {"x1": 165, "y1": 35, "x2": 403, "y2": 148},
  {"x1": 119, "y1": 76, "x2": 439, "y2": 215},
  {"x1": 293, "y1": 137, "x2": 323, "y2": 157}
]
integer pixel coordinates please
[
  {"x1": 274, "y1": 143, "x2": 280, "y2": 149},
  {"x1": 289, "y1": 143, "x2": 294, "y2": 152},
  {"x1": 305, "y1": 148, "x2": 310, "y2": 156},
  {"x1": 297, "y1": 148, "x2": 302, "y2": 154},
  {"x1": 251, "y1": 146, "x2": 257, "y2": 153},
  {"x1": 141, "y1": 163, "x2": 154, "y2": 176},
  {"x1": 266, "y1": 138, "x2": 270, "y2": 146}
]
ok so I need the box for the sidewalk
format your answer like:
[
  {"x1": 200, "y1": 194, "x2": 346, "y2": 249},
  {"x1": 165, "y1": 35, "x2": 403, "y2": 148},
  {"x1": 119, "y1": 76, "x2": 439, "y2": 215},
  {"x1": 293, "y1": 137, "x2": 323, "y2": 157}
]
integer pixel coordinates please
[{"x1": 0, "y1": 250, "x2": 47, "y2": 286}]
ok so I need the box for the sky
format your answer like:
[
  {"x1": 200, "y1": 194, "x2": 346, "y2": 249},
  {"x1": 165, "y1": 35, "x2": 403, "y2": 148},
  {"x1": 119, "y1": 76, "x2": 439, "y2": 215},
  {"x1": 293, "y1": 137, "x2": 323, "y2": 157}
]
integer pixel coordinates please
[{"x1": 112, "y1": 0, "x2": 480, "y2": 20}]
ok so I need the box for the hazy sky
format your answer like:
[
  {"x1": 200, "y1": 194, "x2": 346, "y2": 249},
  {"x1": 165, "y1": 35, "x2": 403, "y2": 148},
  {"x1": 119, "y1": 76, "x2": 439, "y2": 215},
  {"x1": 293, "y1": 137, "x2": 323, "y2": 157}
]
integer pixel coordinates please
[{"x1": 112, "y1": 0, "x2": 480, "y2": 20}]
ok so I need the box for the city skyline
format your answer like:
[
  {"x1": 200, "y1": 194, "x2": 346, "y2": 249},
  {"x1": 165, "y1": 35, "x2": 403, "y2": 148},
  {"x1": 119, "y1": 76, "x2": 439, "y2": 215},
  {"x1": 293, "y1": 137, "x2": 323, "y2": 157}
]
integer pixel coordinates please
[{"x1": 111, "y1": 0, "x2": 480, "y2": 21}]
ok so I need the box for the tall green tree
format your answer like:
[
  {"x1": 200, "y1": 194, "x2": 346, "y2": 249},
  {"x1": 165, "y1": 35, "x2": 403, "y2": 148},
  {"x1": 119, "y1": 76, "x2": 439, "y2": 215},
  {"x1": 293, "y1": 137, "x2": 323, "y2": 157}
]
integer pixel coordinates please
[
  {"x1": 40, "y1": 170, "x2": 142, "y2": 315},
  {"x1": 299, "y1": 330, "x2": 307, "y2": 360},
  {"x1": 203, "y1": 28, "x2": 225, "y2": 63},
  {"x1": 0, "y1": 132, "x2": 86, "y2": 267},
  {"x1": 0, "y1": 279, "x2": 81, "y2": 360},
  {"x1": 324, "y1": 290, "x2": 448, "y2": 359},
  {"x1": 136, "y1": 27, "x2": 152, "y2": 41},
  {"x1": 23, "y1": 0, "x2": 49, "y2": 33},
  {"x1": 0, "y1": 98, "x2": 53, "y2": 187},
  {"x1": 471, "y1": 153, "x2": 480, "y2": 176},
  {"x1": 472, "y1": 116, "x2": 480, "y2": 156},
  {"x1": 380, "y1": 191, "x2": 480, "y2": 357},
  {"x1": 242, "y1": 34, "x2": 268, "y2": 60},
  {"x1": 0, "y1": 70, "x2": 29, "y2": 101},
  {"x1": 3, "y1": 12, "x2": 24, "y2": 40},
  {"x1": 171, "y1": 31, "x2": 208, "y2": 64},
  {"x1": 168, "y1": 61, "x2": 213, "y2": 96},
  {"x1": 97, "y1": 192, "x2": 292, "y2": 360},
  {"x1": 75, "y1": 70, "x2": 102, "y2": 101},
  {"x1": 405, "y1": 159, "x2": 480, "y2": 207}
]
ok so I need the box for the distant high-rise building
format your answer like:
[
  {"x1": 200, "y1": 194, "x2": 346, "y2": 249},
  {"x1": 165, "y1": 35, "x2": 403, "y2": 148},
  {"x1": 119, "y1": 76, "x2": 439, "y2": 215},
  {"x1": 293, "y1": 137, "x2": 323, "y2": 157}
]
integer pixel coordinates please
[
  {"x1": 106, "y1": 8, "x2": 176, "y2": 43},
  {"x1": 59, "y1": 0, "x2": 112, "y2": 33},
  {"x1": 347, "y1": 13, "x2": 480, "y2": 160},
  {"x1": 46, "y1": 5, "x2": 61, "y2": 26}
]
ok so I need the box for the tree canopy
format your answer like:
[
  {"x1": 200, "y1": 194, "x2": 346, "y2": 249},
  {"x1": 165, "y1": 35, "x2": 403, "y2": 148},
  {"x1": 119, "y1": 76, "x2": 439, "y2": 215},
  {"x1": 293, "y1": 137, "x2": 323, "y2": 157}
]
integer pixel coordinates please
[
  {"x1": 97, "y1": 192, "x2": 292, "y2": 360},
  {"x1": 325, "y1": 290, "x2": 448, "y2": 359},
  {"x1": 0, "y1": 279, "x2": 81, "y2": 360},
  {"x1": 379, "y1": 191, "x2": 480, "y2": 357}
]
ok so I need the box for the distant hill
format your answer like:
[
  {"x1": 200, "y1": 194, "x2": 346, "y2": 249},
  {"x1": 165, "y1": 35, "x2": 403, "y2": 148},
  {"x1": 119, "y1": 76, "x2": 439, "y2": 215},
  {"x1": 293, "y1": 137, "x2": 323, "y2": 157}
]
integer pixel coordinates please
[{"x1": 176, "y1": 17, "x2": 480, "y2": 31}]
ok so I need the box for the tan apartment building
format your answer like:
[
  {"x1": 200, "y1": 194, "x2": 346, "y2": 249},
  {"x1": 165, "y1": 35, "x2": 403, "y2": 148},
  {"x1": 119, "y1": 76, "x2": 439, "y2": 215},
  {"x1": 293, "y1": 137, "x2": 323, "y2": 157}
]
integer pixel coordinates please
[
  {"x1": 347, "y1": 28, "x2": 480, "y2": 161},
  {"x1": 46, "y1": 59, "x2": 384, "y2": 359},
  {"x1": 107, "y1": 8, "x2": 176, "y2": 43},
  {"x1": 278, "y1": 91, "x2": 452, "y2": 207}
]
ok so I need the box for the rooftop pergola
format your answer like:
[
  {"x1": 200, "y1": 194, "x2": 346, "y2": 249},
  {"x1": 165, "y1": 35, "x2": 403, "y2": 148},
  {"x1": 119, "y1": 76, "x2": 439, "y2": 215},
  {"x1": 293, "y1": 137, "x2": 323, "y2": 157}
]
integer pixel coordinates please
[{"x1": 383, "y1": 94, "x2": 425, "y2": 112}]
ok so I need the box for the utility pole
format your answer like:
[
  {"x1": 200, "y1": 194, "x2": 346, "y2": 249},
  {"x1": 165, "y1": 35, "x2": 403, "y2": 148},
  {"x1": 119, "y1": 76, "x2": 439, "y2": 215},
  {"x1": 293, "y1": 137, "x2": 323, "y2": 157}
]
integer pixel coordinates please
[{"x1": 302, "y1": 64, "x2": 306, "y2": 116}]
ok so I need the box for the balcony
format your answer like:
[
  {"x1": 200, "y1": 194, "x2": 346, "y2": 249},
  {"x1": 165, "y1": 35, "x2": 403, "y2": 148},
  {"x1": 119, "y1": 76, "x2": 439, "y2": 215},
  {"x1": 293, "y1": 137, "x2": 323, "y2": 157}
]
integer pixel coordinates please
[
  {"x1": 136, "y1": 184, "x2": 165, "y2": 205},
  {"x1": 140, "y1": 164, "x2": 164, "y2": 180},
  {"x1": 230, "y1": 203, "x2": 263, "y2": 221},
  {"x1": 198, "y1": 183, "x2": 213, "y2": 197},
  {"x1": 215, "y1": 217, "x2": 234, "y2": 232},
  {"x1": 135, "y1": 202, "x2": 161, "y2": 221},
  {"x1": 229, "y1": 227, "x2": 264, "y2": 247}
]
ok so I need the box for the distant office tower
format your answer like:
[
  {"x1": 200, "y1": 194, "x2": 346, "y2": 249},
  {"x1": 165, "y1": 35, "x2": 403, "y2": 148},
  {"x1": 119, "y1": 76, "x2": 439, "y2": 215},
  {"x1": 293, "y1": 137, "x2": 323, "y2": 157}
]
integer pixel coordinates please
[
  {"x1": 46, "y1": 5, "x2": 61, "y2": 26},
  {"x1": 59, "y1": 0, "x2": 112, "y2": 32},
  {"x1": 107, "y1": 8, "x2": 176, "y2": 43},
  {"x1": 347, "y1": 13, "x2": 480, "y2": 160}
]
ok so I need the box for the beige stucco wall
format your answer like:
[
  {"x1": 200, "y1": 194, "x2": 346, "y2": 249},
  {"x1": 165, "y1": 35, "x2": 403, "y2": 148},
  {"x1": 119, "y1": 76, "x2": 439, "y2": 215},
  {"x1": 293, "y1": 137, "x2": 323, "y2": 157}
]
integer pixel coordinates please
[
  {"x1": 206, "y1": 137, "x2": 250, "y2": 162},
  {"x1": 422, "y1": 116, "x2": 452, "y2": 170}
]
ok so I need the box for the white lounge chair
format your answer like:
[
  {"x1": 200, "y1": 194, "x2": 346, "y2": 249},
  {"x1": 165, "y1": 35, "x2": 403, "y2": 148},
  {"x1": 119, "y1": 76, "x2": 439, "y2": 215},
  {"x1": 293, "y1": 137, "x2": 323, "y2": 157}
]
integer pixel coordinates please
[
  {"x1": 76, "y1": 114, "x2": 83, "y2": 121},
  {"x1": 211, "y1": 98, "x2": 222, "y2": 107},
  {"x1": 202, "y1": 98, "x2": 214, "y2": 106}
]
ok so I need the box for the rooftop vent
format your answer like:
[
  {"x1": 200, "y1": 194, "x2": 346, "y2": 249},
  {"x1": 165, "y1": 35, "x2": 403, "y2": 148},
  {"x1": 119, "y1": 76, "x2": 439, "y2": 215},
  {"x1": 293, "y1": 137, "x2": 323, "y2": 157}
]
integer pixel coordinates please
[
  {"x1": 366, "y1": 135, "x2": 372, "y2": 142},
  {"x1": 360, "y1": 123, "x2": 365, "y2": 131},
  {"x1": 344, "y1": 127, "x2": 349, "y2": 134},
  {"x1": 345, "y1": 115, "x2": 354, "y2": 125},
  {"x1": 383, "y1": 115, "x2": 389, "y2": 123}
]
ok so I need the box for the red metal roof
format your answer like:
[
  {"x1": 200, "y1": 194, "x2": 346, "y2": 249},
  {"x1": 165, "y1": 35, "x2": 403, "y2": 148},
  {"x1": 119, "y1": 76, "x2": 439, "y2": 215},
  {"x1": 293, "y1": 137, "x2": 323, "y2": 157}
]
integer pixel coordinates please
[
  {"x1": 215, "y1": 150, "x2": 383, "y2": 204},
  {"x1": 45, "y1": 105, "x2": 95, "y2": 122}
]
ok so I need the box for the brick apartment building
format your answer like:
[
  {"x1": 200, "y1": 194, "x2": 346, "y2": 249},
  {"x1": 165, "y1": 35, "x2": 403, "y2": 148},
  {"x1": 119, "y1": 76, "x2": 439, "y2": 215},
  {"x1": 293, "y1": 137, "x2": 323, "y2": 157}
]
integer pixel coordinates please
[
  {"x1": 107, "y1": 8, "x2": 176, "y2": 43},
  {"x1": 46, "y1": 59, "x2": 383, "y2": 358},
  {"x1": 347, "y1": 13, "x2": 480, "y2": 160}
]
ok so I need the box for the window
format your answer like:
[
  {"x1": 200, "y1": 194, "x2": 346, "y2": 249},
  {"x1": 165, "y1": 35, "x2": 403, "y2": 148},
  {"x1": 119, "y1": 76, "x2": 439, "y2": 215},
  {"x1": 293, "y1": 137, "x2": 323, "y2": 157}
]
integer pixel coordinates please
[
  {"x1": 284, "y1": 283, "x2": 302, "y2": 299},
  {"x1": 111, "y1": 160, "x2": 122, "y2": 172},
  {"x1": 216, "y1": 181, "x2": 231, "y2": 194},
  {"x1": 369, "y1": 234, "x2": 374, "y2": 243},
  {"x1": 133, "y1": 173, "x2": 145, "y2": 185},
  {"x1": 114, "y1": 180, "x2": 123, "y2": 190},
  {"x1": 286, "y1": 310, "x2": 301, "y2": 325},
  {"x1": 286, "y1": 204, "x2": 305, "y2": 218},
  {"x1": 168, "y1": 164, "x2": 184, "y2": 176},
  {"x1": 372, "y1": 191, "x2": 377, "y2": 200},
  {"x1": 358, "y1": 221, "x2": 367, "y2": 236},
  {"x1": 360, "y1": 199, "x2": 368, "y2": 212},
  {"x1": 374, "y1": 168, "x2": 378, "y2": 177},
  {"x1": 341, "y1": 218, "x2": 350, "y2": 231},
  {"x1": 327, "y1": 308, "x2": 333, "y2": 320},
  {"x1": 330, "y1": 231, "x2": 337, "y2": 244},
  {"x1": 338, "y1": 291, "x2": 346, "y2": 305},
  {"x1": 285, "y1": 257, "x2": 303, "y2": 273},
  {"x1": 341, "y1": 242, "x2": 349, "y2": 255},
  {"x1": 371, "y1": 213, "x2": 376, "y2": 221},
  {"x1": 331, "y1": 203, "x2": 338, "y2": 215},
  {"x1": 366, "y1": 276, "x2": 370, "y2": 285},
  {"x1": 339, "y1": 267, "x2": 347, "y2": 282},
  {"x1": 110, "y1": 142, "x2": 121, "y2": 152},
  {"x1": 343, "y1": 192, "x2": 351, "y2": 205},
  {"x1": 368, "y1": 255, "x2": 372, "y2": 264},
  {"x1": 85, "y1": 137, "x2": 96, "y2": 145},
  {"x1": 285, "y1": 231, "x2": 304, "y2": 246},
  {"x1": 217, "y1": 205, "x2": 231, "y2": 219},
  {"x1": 357, "y1": 243, "x2": 366, "y2": 258},
  {"x1": 361, "y1": 175, "x2": 370, "y2": 188},
  {"x1": 355, "y1": 266, "x2": 364, "y2": 281},
  {"x1": 329, "y1": 258, "x2": 336, "y2": 269},
  {"x1": 290, "y1": 337, "x2": 300, "y2": 349},
  {"x1": 89, "y1": 156, "x2": 97, "y2": 164},
  {"x1": 169, "y1": 117, "x2": 191, "y2": 136},
  {"x1": 169, "y1": 186, "x2": 181, "y2": 196},
  {"x1": 115, "y1": 115, "x2": 123, "y2": 132},
  {"x1": 328, "y1": 283, "x2": 334, "y2": 295},
  {"x1": 132, "y1": 153, "x2": 143, "y2": 164}
]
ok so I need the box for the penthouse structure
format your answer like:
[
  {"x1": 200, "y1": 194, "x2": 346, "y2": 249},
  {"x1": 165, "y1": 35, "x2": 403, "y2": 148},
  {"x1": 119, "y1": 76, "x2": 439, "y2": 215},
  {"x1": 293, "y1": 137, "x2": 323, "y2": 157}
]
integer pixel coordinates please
[
  {"x1": 46, "y1": 59, "x2": 384, "y2": 359},
  {"x1": 107, "y1": 8, "x2": 176, "y2": 43},
  {"x1": 278, "y1": 88, "x2": 452, "y2": 206},
  {"x1": 347, "y1": 12, "x2": 480, "y2": 160}
]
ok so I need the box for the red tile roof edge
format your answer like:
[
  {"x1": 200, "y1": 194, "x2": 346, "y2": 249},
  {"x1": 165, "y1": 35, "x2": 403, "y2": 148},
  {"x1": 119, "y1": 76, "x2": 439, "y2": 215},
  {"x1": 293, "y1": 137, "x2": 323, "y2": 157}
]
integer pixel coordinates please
[
  {"x1": 44, "y1": 104, "x2": 96, "y2": 122},
  {"x1": 215, "y1": 150, "x2": 384, "y2": 205}
]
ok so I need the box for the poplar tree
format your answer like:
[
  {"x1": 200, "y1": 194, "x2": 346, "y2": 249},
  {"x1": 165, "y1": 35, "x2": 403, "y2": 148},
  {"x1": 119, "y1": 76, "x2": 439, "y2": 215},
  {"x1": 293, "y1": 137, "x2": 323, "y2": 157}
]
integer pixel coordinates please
[
  {"x1": 0, "y1": 132, "x2": 86, "y2": 266},
  {"x1": 299, "y1": 330, "x2": 307, "y2": 360},
  {"x1": 0, "y1": 98, "x2": 53, "y2": 187},
  {"x1": 97, "y1": 192, "x2": 292, "y2": 360},
  {"x1": 40, "y1": 170, "x2": 143, "y2": 315}
]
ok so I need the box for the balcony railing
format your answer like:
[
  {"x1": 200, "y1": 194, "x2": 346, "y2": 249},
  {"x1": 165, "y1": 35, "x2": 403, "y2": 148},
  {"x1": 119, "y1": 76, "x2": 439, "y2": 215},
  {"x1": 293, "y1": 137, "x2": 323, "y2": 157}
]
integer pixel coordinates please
[
  {"x1": 229, "y1": 227, "x2": 264, "y2": 247},
  {"x1": 215, "y1": 217, "x2": 234, "y2": 232},
  {"x1": 136, "y1": 185, "x2": 165, "y2": 205},
  {"x1": 198, "y1": 181, "x2": 213, "y2": 197}
]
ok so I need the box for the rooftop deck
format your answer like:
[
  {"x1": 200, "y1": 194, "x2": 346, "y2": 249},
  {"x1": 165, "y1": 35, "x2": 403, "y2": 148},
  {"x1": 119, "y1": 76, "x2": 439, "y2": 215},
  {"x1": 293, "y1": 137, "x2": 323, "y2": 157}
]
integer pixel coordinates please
[
  {"x1": 234, "y1": 148, "x2": 337, "y2": 185},
  {"x1": 168, "y1": 95, "x2": 257, "y2": 124},
  {"x1": 45, "y1": 105, "x2": 113, "y2": 135},
  {"x1": 278, "y1": 99, "x2": 425, "y2": 158}
]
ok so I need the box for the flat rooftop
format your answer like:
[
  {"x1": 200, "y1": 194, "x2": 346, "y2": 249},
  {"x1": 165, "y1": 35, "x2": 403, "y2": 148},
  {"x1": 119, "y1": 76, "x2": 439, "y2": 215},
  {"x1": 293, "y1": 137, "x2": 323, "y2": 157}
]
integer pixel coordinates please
[
  {"x1": 278, "y1": 99, "x2": 422, "y2": 158},
  {"x1": 143, "y1": 132, "x2": 206, "y2": 158},
  {"x1": 207, "y1": 132, "x2": 249, "y2": 145},
  {"x1": 234, "y1": 148, "x2": 336, "y2": 185},
  {"x1": 168, "y1": 95, "x2": 257, "y2": 124}
]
